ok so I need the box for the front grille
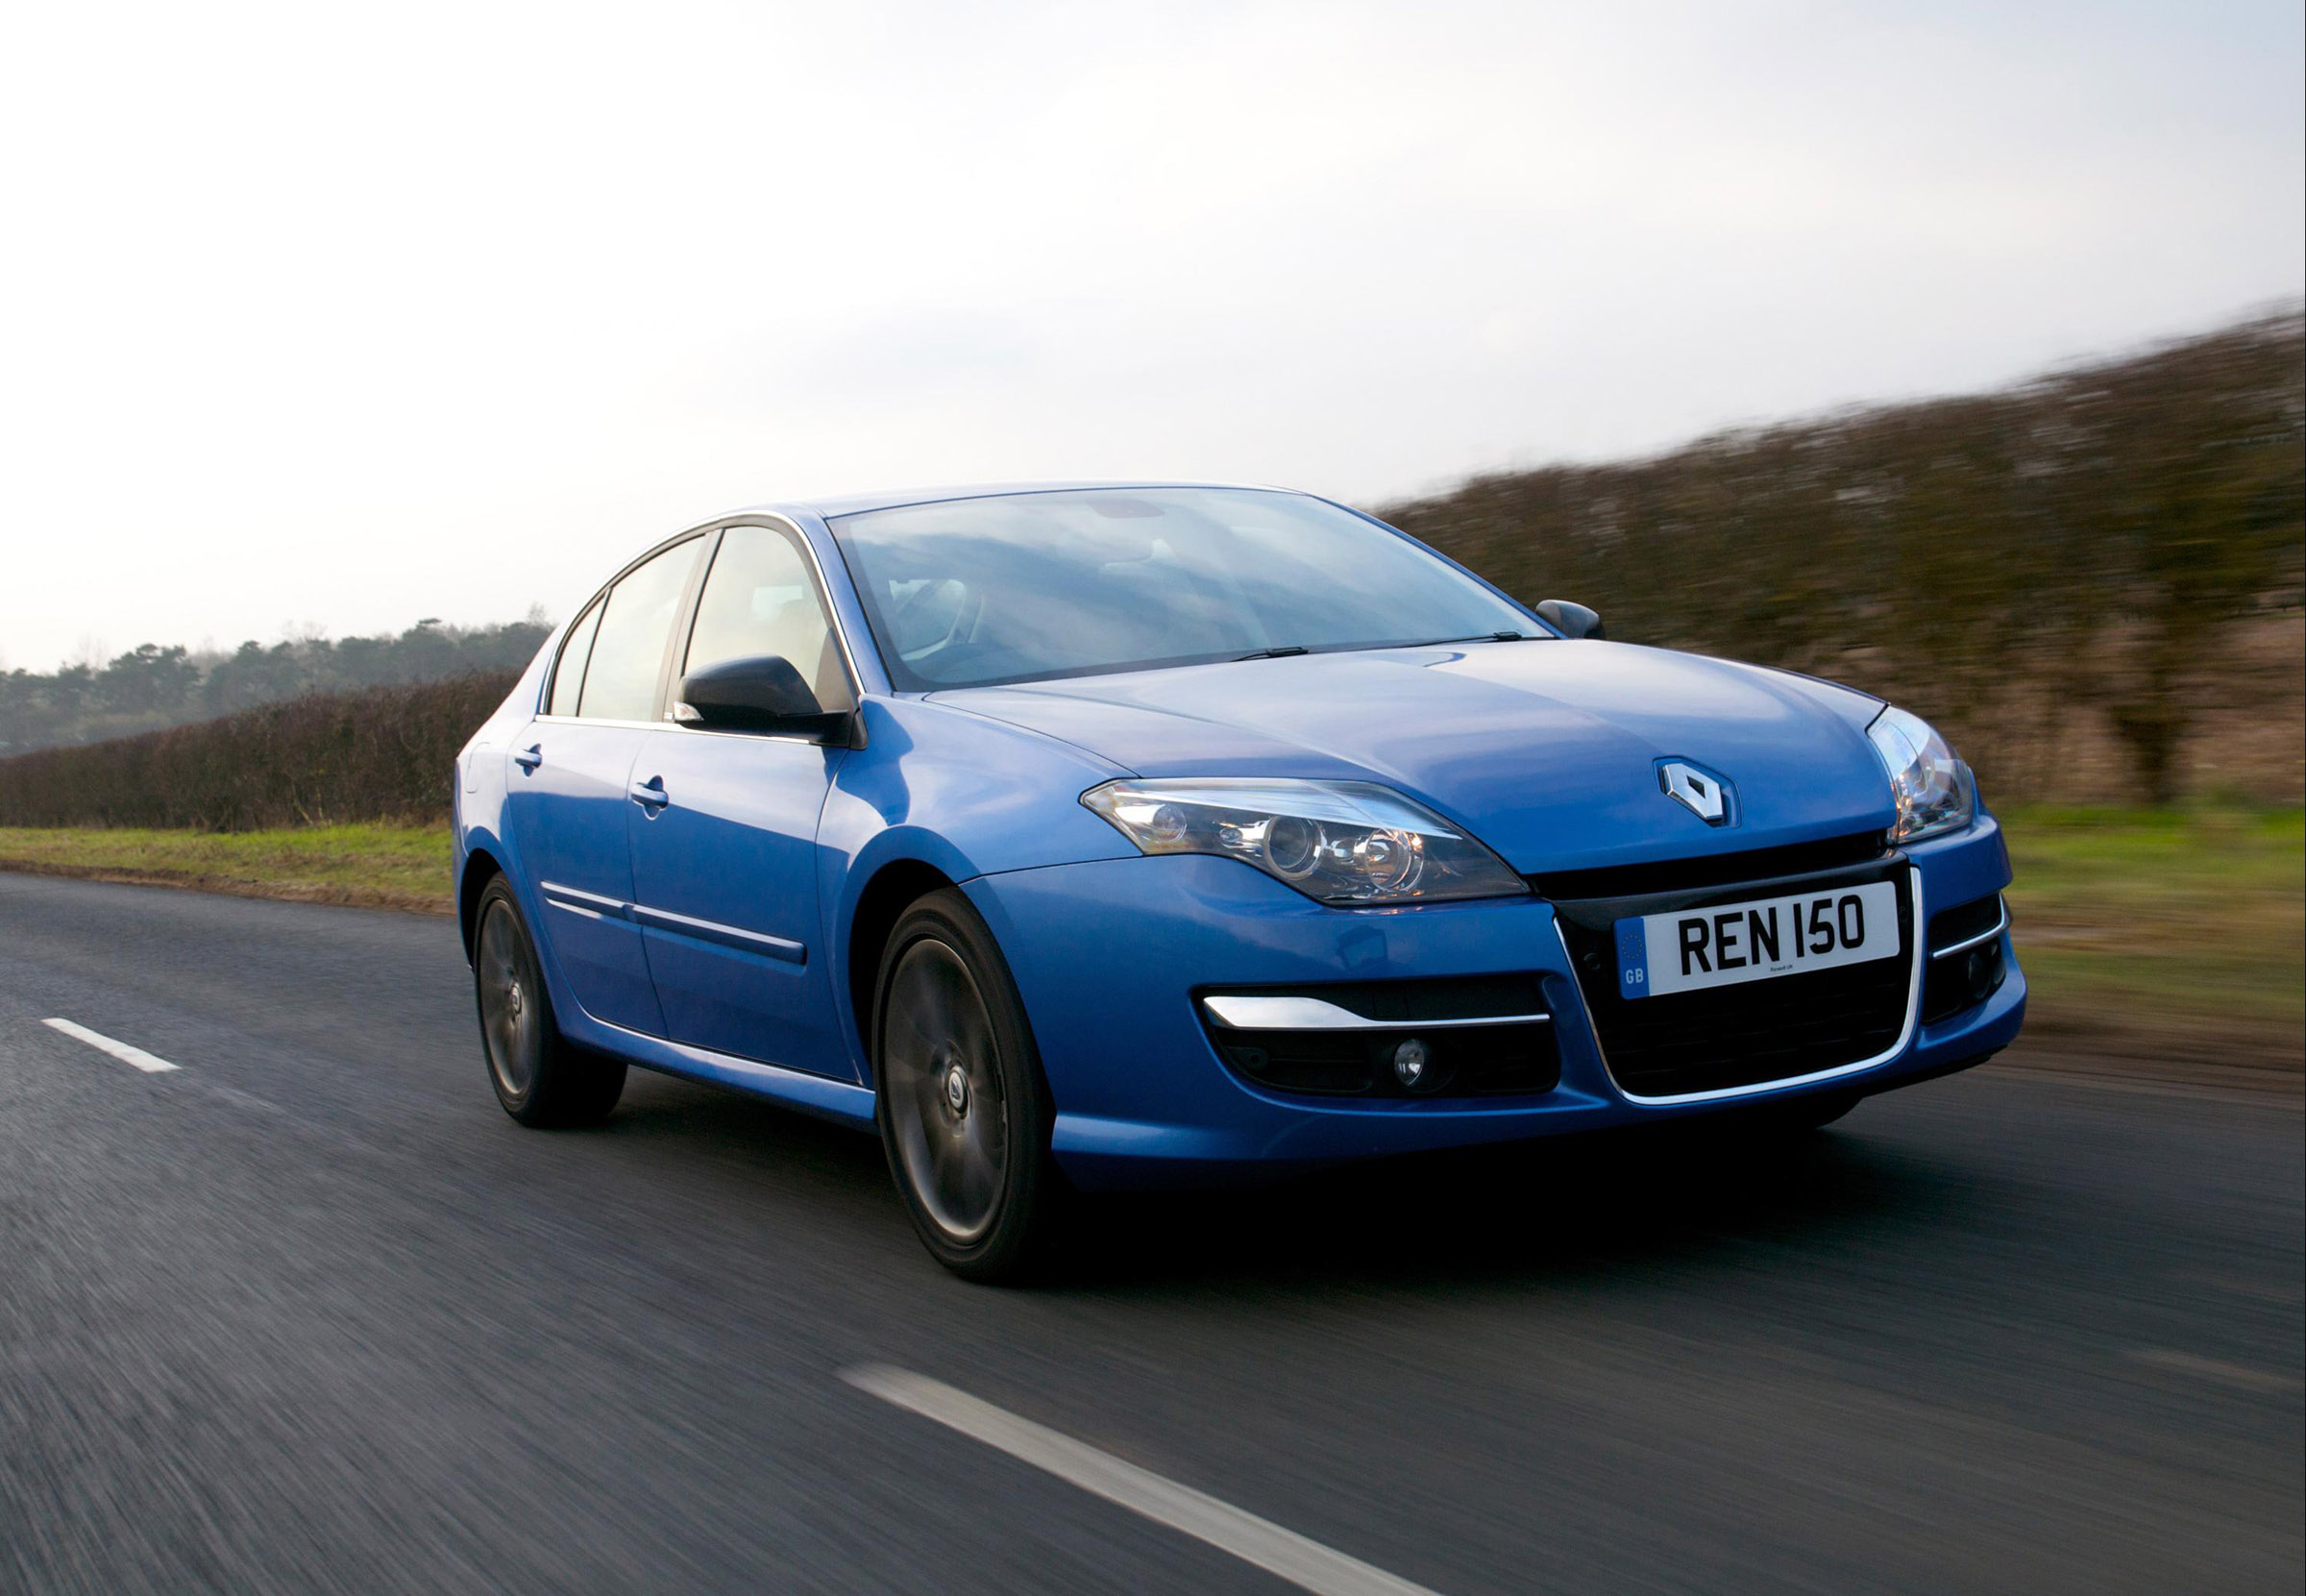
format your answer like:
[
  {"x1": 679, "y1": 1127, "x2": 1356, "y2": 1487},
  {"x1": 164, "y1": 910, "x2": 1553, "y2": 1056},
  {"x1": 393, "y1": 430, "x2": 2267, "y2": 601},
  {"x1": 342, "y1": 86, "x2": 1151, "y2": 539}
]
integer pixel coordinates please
[
  {"x1": 1553, "y1": 857, "x2": 1916, "y2": 1098},
  {"x1": 1531, "y1": 830, "x2": 1887, "y2": 901}
]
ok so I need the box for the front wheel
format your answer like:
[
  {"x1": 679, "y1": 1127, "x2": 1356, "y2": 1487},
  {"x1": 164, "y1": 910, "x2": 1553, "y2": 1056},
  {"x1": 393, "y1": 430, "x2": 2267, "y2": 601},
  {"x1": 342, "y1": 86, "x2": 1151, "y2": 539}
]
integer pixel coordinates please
[
  {"x1": 872, "y1": 889, "x2": 1062, "y2": 1282},
  {"x1": 473, "y1": 878, "x2": 626, "y2": 1127}
]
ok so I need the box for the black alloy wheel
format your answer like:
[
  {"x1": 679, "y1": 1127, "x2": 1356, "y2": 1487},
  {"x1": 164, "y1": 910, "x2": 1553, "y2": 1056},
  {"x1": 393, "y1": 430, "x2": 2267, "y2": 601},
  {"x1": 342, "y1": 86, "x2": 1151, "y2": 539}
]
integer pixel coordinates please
[
  {"x1": 473, "y1": 877, "x2": 626, "y2": 1127},
  {"x1": 873, "y1": 889, "x2": 1061, "y2": 1281}
]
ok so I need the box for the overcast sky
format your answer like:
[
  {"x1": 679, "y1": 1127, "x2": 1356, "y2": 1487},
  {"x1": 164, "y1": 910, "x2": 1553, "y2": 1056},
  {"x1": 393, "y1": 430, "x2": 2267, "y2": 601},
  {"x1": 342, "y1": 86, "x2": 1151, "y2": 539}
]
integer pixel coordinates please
[{"x1": 1, "y1": 0, "x2": 2299, "y2": 671}]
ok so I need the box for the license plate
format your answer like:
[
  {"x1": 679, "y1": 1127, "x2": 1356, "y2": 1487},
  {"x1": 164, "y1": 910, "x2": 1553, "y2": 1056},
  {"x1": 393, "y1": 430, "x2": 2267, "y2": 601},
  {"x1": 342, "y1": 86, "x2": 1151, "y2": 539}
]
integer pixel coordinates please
[{"x1": 1614, "y1": 879, "x2": 1901, "y2": 999}]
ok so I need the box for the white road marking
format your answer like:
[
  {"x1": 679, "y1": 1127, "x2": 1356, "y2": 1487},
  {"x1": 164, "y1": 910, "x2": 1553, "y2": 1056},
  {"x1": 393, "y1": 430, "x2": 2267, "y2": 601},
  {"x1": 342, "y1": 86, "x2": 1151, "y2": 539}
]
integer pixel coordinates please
[
  {"x1": 2127, "y1": 1348, "x2": 2304, "y2": 1394},
  {"x1": 41, "y1": 1018, "x2": 181, "y2": 1073},
  {"x1": 841, "y1": 1363, "x2": 1440, "y2": 1596}
]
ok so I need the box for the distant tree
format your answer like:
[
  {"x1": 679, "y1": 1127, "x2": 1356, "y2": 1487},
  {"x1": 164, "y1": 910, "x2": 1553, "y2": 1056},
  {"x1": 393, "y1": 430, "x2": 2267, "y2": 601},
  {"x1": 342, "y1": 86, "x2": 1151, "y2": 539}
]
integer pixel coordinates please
[
  {"x1": 46, "y1": 663, "x2": 95, "y2": 720},
  {"x1": 95, "y1": 644, "x2": 199, "y2": 716},
  {"x1": 328, "y1": 634, "x2": 391, "y2": 688},
  {"x1": 0, "y1": 670, "x2": 51, "y2": 754},
  {"x1": 390, "y1": 619, "x2": 458, "y2": 684},
  {"x1": 203, "y1": 641, "x2": 307, "y2": 716},
  {"x1": 4, "y1": 613, "x2": 558, "y2": 755}
]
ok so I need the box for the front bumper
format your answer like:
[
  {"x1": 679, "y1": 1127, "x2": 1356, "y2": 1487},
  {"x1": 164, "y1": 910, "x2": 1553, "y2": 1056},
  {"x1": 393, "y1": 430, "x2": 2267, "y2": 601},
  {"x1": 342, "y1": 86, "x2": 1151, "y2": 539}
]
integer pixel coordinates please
[{"x1": 966, "y1": 815, "x2": 2024, "y2": 1191}]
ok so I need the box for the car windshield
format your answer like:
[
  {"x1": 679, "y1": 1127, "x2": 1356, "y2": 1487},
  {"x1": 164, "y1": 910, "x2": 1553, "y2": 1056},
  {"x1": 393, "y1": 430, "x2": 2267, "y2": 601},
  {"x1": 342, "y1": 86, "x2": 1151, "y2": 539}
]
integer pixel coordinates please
[{"x1": 829, "y1": 487, "x2": 1536, "y2": 691}]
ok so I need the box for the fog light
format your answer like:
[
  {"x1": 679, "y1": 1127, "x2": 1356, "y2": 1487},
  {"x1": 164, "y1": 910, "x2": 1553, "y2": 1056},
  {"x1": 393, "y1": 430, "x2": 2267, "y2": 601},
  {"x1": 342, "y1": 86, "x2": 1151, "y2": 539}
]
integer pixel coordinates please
[{"x1": 1392, "y1": 1037, "x2": 1430, "y2": 1088}]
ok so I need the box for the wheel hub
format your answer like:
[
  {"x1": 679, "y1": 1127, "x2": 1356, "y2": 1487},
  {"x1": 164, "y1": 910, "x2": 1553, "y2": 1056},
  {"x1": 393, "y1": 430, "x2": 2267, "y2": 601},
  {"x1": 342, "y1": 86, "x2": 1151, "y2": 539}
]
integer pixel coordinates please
[
  {"x1": 885, "y1": 938, "x2": 1008, "y2": 1247},
  {"x1": 478, "y1": 901, "x2": 538, "y2": 1100}
]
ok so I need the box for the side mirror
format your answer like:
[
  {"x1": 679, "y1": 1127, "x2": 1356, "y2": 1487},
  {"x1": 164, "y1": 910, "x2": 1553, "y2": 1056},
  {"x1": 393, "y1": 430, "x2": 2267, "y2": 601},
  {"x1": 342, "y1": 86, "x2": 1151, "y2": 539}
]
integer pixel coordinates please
[
  {"x1": 675, "y1": 654, "x2": 848, "y2": 741},
  {"x1": 1533, "y1": 599, "x2": 1606, "y2": 641}
]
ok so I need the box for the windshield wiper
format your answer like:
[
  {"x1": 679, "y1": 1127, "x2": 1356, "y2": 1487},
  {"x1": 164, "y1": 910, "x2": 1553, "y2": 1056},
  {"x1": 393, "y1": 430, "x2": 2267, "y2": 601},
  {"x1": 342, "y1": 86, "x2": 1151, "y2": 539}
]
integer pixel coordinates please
[
  {"x1": 1397, "y1": 630, "x2": 1540, "y2": 647},
  {"x1": 1235, "y1": 633, "x2": 1538, "y2": 661}
]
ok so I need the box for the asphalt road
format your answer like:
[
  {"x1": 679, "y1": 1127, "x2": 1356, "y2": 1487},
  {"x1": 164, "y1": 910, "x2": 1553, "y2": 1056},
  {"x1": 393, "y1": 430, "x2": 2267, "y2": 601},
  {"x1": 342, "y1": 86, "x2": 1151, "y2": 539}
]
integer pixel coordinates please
[{"x1": 2, "y1": 874, "x2": 2299, "y2": 1595}]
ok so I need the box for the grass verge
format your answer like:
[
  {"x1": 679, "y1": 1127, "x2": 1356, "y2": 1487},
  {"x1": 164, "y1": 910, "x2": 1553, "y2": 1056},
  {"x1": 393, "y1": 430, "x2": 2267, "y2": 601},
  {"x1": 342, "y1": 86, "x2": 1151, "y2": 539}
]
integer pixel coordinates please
[
  {"x1": 1999, "y1": 804, "x2": 2302, "y2": 1085},
  {"x1": 0, "y1": 823, "x2": 451, "y2": 914}
]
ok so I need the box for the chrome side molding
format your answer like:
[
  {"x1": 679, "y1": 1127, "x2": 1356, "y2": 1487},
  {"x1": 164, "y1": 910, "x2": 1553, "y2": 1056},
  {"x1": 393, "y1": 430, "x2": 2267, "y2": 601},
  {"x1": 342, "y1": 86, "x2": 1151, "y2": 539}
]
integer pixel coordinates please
[{"x1": 539, "y1": 880, "x2": 806, "y2": 964}]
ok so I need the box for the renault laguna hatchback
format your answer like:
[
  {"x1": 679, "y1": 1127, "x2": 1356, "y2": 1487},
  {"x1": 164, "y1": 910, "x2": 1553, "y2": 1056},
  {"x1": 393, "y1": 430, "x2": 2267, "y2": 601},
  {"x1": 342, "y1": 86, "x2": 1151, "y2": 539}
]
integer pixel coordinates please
[{"x1": 454, "y1": 484, "x2": 2023, "y2": 1278}]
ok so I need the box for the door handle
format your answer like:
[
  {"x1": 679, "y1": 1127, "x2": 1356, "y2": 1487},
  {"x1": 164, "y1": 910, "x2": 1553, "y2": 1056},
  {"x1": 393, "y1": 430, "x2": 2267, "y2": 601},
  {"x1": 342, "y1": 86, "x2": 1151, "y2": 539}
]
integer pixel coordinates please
[
  {"x1": 628, "y1": 775, "x2": 670, "y2": 811},
  {"x1": 513, "y1": 745, "x2": 544, "y2": 772}
]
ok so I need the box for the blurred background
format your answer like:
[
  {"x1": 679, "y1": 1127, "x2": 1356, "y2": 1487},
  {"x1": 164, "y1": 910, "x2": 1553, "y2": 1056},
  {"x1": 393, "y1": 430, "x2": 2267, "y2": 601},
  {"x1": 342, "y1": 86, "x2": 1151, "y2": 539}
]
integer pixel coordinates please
[
  {"x1": 1, "y1": 7, "x2": 2300, "y2": 1593},
  {"x1": 2, "y1": 0, "x2": 2296, "y2": 1091}
]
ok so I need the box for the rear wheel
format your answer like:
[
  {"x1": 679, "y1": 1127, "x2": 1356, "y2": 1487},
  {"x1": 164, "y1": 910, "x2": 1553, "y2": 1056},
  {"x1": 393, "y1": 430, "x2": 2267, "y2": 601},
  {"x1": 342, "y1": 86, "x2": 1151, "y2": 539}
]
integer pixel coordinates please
[
  {"x1": 473, "y1": 878, "x2": 626, "y2": 1127},
  {"x1": 873, "y1": 890, "x2": 1061, "y2": 1282}
]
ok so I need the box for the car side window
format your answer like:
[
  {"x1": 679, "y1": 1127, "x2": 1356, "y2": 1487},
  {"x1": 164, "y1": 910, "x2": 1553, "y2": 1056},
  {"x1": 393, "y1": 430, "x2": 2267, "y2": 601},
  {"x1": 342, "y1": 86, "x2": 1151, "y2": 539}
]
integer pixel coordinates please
[
  {"x1": 546, "y1": 598, "x2": 603, "y2": 718},
  {"x1": 681, "y1": 525, "x2": 854, "y2": 712},
  {"x1": 576, "y1": 538, "x2": 703, "y2": 722}
]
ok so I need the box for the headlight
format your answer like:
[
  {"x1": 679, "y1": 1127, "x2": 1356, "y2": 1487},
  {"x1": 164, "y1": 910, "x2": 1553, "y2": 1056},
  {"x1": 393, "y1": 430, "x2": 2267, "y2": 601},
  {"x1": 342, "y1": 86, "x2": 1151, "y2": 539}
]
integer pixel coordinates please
[
  {"x1": 1081, "y1": 777, "x2": 1528, "y2": 905},
  {"x1": 1866, "y1": 706, "x2": 1975, "y2": 844}
]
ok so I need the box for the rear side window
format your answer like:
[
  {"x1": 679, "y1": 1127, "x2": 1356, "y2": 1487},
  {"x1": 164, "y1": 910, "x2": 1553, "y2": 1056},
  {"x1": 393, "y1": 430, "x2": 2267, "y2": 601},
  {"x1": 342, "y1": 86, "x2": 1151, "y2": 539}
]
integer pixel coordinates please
[
  {"x1": 577, "y1": 539, "x2": 702, "y2": 721},
  {"x1": 681, "y1": 525, "x2": 853, "y2": 712},
  {"x1": 547, "y1": 599, "x2": 603, "y2": 718}
]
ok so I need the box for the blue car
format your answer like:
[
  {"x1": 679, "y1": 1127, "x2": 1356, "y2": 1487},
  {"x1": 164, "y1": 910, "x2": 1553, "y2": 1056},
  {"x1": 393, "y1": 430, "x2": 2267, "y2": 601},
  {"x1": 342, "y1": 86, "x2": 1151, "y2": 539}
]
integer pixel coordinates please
[{"x1": 453, "y1": 483, "x2": 2023, "y2": 1278}]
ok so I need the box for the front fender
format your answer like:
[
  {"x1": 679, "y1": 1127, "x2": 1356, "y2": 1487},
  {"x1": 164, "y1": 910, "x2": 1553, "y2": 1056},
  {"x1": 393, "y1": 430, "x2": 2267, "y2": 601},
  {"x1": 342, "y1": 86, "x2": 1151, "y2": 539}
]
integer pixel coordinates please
[{"x1": 816, "y1": 696, "x2": 1141, "y2": 1072}]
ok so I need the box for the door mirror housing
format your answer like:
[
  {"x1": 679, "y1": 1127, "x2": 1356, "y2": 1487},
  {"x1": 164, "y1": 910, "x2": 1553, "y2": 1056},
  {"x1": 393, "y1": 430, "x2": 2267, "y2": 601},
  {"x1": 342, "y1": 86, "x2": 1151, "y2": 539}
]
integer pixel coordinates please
[
  {"x1": 1533, "y1": 599, "x2": 1606, "y2": 641},
  {"x1": 675, "y1": 654, "x2": 849, "y2": 741}
]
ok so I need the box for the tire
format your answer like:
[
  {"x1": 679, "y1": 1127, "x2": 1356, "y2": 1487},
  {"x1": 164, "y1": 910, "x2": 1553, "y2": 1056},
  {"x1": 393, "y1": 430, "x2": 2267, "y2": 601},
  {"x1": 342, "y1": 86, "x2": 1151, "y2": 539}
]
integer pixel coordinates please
[
  {"x1": 472, "y1": 877, "x2": 626, "y2": 1127},
  {"x1": 871, "y1": 889, "x2": 1062, "y2": 1282}
]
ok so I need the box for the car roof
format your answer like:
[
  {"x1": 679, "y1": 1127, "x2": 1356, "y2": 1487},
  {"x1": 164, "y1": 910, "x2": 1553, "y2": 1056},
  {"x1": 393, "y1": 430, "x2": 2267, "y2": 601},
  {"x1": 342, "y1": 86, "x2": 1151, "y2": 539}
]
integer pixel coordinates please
[{"x1": 730, "y1": 480, "x2": 1305, "y2": 522}]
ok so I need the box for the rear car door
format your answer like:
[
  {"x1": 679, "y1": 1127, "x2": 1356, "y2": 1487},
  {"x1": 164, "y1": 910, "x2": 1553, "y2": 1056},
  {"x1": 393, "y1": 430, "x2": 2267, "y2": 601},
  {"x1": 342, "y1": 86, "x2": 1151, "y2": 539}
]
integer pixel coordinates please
[
  {"x1": 504, "y1": 535, "x2": 704, "y2": 1037},
  {"x1": 625, "y1": 520, "x2": 859, "y2": 1080}
]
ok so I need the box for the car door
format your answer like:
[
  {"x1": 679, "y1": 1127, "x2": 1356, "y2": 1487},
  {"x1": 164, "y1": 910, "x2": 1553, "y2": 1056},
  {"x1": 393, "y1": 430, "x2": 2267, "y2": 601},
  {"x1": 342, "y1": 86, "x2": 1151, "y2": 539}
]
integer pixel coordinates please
[
  {"x1": 625, "y1": 520, "x2": 859, "y2": 1081},
  {"x1": 504, "y1": 534, "x2": 705, "y2": 1037}
]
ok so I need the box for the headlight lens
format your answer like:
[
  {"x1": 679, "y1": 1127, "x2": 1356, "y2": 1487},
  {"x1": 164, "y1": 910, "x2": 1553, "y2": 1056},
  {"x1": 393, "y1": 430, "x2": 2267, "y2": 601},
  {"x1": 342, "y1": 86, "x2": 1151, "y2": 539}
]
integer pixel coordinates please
[
  {"x1": 1081, "y1": 777, "x2": 1527, "y2": 905},
  {"x1": 1866, "y1": 705, "x2": 1975, "y2": 844}
]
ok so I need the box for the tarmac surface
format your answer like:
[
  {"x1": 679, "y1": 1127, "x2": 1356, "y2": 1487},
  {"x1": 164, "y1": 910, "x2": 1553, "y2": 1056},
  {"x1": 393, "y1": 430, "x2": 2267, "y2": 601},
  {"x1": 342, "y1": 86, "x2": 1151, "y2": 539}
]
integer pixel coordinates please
[{"x1": 3, "y1": 873, "x2": 2298, "y2": 1594}]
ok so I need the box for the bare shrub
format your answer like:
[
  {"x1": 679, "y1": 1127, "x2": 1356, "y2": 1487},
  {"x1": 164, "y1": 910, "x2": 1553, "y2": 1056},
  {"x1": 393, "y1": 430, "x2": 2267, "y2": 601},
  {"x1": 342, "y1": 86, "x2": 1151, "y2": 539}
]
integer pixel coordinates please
[
  {"x1": 0, "y1": 672, "x2": 518, "y2": 830},
  {"x1": 1386, "y1": 311, "x2": 2305, "y2": 803}
]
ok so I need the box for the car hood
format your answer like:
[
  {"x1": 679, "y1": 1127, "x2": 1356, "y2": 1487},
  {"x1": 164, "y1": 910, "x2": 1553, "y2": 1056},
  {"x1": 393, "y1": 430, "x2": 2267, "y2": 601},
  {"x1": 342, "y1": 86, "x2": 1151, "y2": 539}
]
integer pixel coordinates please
[{"x1": 932, "y1": 641, "x2": 1898, "y2": 875}]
